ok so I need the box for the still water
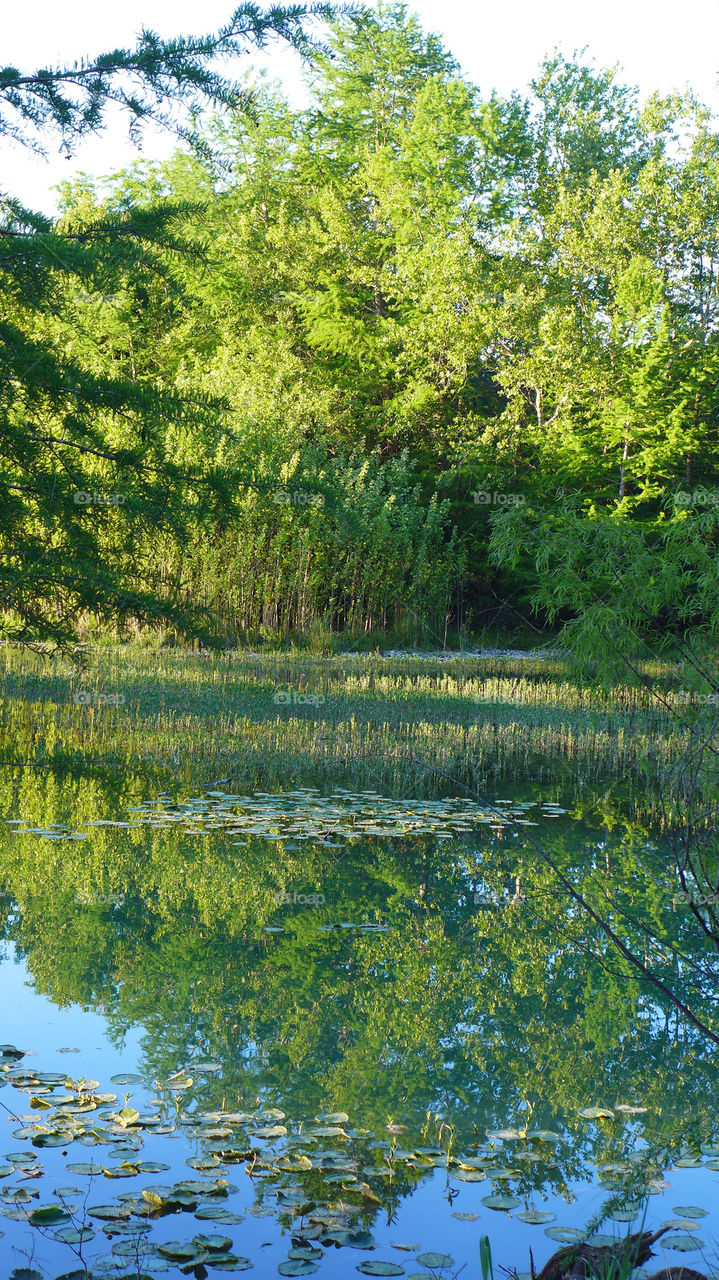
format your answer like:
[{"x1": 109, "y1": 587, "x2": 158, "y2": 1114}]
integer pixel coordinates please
[{"x1": 0, "y1": 768, "x2": 717, "y2": 1279}]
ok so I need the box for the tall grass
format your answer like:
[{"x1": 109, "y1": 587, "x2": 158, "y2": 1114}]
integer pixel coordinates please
[
  {"x1": 0, "y1": 650, "x2": 695, "y2": 819},
  {"x1": 0, "y1": 644, "x2": 704, "y2": 817}
]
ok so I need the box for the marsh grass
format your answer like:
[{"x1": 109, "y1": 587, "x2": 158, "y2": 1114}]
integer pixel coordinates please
[{"x1": 0, "y1": 645, "x2": 706, "y2": 817}]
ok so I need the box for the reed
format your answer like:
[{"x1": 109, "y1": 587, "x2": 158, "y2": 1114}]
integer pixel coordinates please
[{"x1": 0, "y1": 644, "x2": 705, "y2": 820}]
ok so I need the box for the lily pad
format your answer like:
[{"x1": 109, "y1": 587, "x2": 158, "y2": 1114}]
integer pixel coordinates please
[
  {"x1": 481, "y1": 1194, "x2": 520, "y2": 1210},
  {"x1": 672, "y1": 1206, "x2": 708, "y2": 1218},
  {"x1": 158, "y1": 1241, "x2": 203, "y2": 1260},
  {"x1": 663, "y1": 1236, "x2": 703, "y2": 1252},
  {"x1": 193, "y1": 1233, "x2": 234, "y2": 1251},
  {"x1": 53, "y1": 1225, "x2": 95, "y2": 1243},
  {"x1": 194, "y1": 1206, "x2": 245, "y2": 1224},
  {"x1": 29, "y1": 1205, "x2": 71, "y2": 1226},
  {"x1": 115, "y1": 1107, "x2": 140, "y2": 1127},
  {"x1": 416, "y1": 1254, "x2": 454, "y2": 1268},
  {"x1": 111, "y1": 1238, "x2": 157, "y2": 1257},
  {"x1": 278, "y1": 1263, "x2": 319, "y2": 1277},
  {"x1": 517, "y1": 1211, "x2": 556, "y2": 1225},
  {"x1": 88, "y1": 1204, "x2": 131, "y2": 1221},
  {"x1": 356, "y1": 1265, "x2": 405, "y2": 1277},
  {"x1": 3, "y1": 1174, "x2": 40, "y2": 1198},
  {"x1": 32, "y1": 1133, "x2": 67, "y2": 1148},
  {"x1": 104, "y1": 1163, "x2": 139, "y2": 1178}
]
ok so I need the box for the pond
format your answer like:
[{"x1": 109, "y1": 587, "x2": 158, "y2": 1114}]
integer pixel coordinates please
[{"x1": 0, "y1": 757, "x2": 717, "y2": 1280}]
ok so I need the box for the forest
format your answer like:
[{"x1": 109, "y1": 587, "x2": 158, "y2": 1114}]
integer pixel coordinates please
[{"x1": 3, "y1": 2, "x2": 719, "y2": 663}]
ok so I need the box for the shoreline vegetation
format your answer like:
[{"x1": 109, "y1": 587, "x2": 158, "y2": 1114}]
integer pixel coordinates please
[
  {"x1": 1, "y1": 641, "x2": 715, "y2": 821},
  {"x1": 4, "y1": 4, "x2": 719, "y2": 665}
]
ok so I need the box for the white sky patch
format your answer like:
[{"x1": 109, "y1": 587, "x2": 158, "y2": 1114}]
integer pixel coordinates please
[{"x1": 2, "y1": 0, "x2": 718, "y2": 213}]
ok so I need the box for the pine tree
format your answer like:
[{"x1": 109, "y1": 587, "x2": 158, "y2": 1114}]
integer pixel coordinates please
[{"x1": 0, "y1": 4, "x2": 336, "y2": 648}]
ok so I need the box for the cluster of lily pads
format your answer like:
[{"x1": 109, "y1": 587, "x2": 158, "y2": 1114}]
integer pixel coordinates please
[
  {"x1": 5, "y1": 788, "x2": 567, "y2": 848},
  {"x1": 1, "y1": 1044, "x2": 717, "y2": 1280}
]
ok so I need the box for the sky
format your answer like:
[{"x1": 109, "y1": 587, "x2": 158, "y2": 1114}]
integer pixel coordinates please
[{"x1": 2, "y1": 0, "x2": 719, "y2": 213}]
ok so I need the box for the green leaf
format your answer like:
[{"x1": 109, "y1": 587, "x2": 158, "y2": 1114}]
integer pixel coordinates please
[
  {"x1": 53, "y1": 1225, "x2": 95, "y2": 1243},
  {"x1": 116, "y1": 1107, "x2": 140, "y2": 1126},
  {"x1": 193, "y1": 1233, "x2": 233, "y2": 1251},
  {"x1": 29, "y1": 1205, "x2": 71, "y2": 1226},
  {"x1": 663, "y1": 1236, "x2": 703, "y2": 1252},
  {"x1": 32, "y1": 1132, "x2": 67, "y2": 1147},
  {"x1": 356, "y1": 1265, "x2": 405, "y2": 1277},
  {"x1": 481, "y1": 1194, "x2": 520, "y2": 1210}
]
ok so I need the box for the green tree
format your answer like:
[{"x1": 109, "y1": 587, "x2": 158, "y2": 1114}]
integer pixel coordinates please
[{"x1": 0, "y1": 5, "x2": 335, "y2": 649}]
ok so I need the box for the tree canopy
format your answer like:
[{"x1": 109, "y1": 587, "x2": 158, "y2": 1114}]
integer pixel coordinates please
[{"x1": 2, "y1": 2, "x2": 719, "y2": 657}]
